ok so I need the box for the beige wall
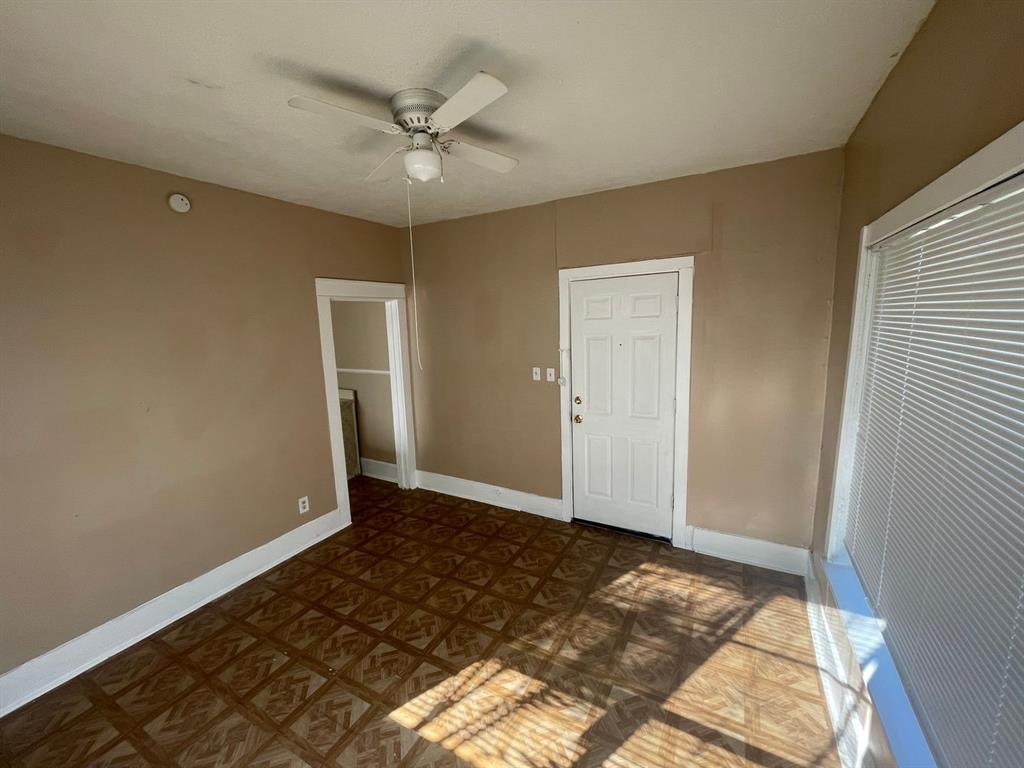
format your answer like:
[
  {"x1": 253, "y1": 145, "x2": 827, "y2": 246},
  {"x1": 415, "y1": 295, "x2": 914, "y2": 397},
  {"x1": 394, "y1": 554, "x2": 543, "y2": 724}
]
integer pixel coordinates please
[
  {"x1": 407, "y1": 204, "x2": 562, "y2": 495},
  {"x1": 408, "y1": 149, "x2": 844, "y2": 547},
  {"x1": 0, "y1": 135, "x2": 403, "y2": 672},
  {"x1": 331, "y1": 301, "x2": 395, "y2": 463},
  {"x1": 810, "y1": 0, "x2": 1024, "y2": 552}
]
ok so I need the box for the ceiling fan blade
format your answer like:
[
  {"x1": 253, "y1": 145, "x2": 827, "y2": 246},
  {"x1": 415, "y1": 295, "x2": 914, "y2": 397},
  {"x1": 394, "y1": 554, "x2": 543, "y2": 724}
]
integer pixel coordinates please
[
  {"x1": 288, "y1": 95, "x2": 403, "y2": 135},
  {"x1": 428, "y1": 72, "x2": 508, "y2": 133},
  {"x1": 443, "y1": 140, "x2": 518, "y2": 174},
  {"x1": 365, "y1": 146, "x2": 409, "y2": 182}
]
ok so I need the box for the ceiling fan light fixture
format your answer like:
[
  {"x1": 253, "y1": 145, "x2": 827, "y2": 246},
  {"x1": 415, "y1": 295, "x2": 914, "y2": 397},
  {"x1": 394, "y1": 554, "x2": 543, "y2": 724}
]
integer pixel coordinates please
[{"x1": 404, "y1": 147, "x2": 442, "y2": 182}]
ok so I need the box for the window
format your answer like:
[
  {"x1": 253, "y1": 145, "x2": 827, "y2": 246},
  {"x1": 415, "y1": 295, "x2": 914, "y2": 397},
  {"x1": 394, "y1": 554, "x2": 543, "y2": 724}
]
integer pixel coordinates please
[{"x1": 836, "y1": 172, "x2": 1023, "y2": 768}]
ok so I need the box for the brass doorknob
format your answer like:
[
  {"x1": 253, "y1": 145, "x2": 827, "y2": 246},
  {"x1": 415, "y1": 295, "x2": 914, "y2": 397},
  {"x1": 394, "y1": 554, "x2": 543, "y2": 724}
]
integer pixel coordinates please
[
  {"x1": 574, "y1": 396, "x2": 582, "y2": 404},
  {"x1": 573, "y1": 414, "x2": 584, "y2": 424}
]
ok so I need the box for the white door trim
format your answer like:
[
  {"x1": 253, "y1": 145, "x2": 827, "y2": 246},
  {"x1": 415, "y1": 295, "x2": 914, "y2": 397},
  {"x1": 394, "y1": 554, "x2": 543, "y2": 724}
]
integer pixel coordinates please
[
  {"x1": 315, "y1": 278, "x2": 418, "y2": 526},
  {"x1": 558, "y1": 256, "x2": 695, "y2": 547},
  {"x1": 824, "y1": 121, "x2": 1024, "y2": 560}
]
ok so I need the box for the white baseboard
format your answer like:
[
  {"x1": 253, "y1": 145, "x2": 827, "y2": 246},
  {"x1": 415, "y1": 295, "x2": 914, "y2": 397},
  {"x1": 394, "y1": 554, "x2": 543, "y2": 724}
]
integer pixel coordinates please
[
  {"x1": 0, "y1": 509, "x2": 345, "y2": 717},
  {"x1": 805, "y1": 558, "x2": 862, "y2": 768},
  {"x1": 360, "y1": 458, "x2": 398, "y2": 483},
  {"x1": 686, "y1": 525, "x2": 809, "y2": 575},
  {"x1": 416, "y1": 470, "x2": 563, "y2": 521}
]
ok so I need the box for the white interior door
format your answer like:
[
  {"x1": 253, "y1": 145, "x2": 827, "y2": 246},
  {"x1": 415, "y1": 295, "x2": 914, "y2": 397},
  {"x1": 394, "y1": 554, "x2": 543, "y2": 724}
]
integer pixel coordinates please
[{"x1": 569, "y1": 272, "x2": 678, "y2": 537}]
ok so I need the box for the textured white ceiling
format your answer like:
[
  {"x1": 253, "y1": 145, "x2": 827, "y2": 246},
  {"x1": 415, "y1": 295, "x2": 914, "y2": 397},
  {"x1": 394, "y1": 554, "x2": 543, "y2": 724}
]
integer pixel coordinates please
[{"x1": 0, "y1": 0, "x2": 932, "y2": 226}]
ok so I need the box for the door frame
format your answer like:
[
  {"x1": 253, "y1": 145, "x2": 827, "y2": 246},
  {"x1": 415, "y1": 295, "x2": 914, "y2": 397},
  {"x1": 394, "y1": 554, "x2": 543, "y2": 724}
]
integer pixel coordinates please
[
  {"x1": 315, "y1": 278, "x2": 418, "y2": 528},
  {"x1": 557, "y1": 256, "x2": 695, "y2": 548}
]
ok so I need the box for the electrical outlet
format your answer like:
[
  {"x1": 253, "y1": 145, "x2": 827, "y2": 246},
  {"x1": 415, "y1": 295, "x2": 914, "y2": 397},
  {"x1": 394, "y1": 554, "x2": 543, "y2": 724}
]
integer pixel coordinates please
[
  {"x1": 298, "y1": 496, "x2": 310, "y2": 515},
  {"x1": 546, "y1": 367, "x2": 556, "y2": 382},
  {"x1": 532, "y1": 366, "x2": 541, "y2": 381}
]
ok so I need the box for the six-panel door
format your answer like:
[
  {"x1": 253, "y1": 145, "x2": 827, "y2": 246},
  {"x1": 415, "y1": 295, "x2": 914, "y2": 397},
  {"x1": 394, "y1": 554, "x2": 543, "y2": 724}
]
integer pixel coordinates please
[{"x1": 569, "y1": 272, "x2": 678, "y2": 537}]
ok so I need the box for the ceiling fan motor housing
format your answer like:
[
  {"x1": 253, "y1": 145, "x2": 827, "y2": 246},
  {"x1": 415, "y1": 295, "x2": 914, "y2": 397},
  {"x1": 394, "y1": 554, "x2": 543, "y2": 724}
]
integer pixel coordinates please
[{"x1": 389, "y1": 88, "x2": 446, "y2": 133}]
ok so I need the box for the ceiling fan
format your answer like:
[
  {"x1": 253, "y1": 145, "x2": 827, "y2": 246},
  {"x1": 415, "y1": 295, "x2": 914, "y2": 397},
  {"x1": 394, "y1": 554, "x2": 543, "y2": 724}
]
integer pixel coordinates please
[{"x1": 288, "y1": 71, "x2": 518, "y2": 183}]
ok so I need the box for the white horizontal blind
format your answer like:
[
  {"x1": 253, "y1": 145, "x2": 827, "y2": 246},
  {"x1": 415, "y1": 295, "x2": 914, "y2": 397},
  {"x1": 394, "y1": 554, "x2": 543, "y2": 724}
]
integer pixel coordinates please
[{"x1": 845, "y1": 172, "x2": 1024, "y2": 768}]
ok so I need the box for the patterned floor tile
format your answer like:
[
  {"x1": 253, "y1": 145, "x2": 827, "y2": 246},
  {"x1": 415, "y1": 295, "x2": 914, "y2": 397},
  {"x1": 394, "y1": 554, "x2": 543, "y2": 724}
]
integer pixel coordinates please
[
  {"x1": 299, "y1": 538, "x2": 349, "y2": 566},
  {"x1": 357, "y1": 558, "x2": 409, "y2": 589},
  {"x1": 550, "y1": 555, "x2": 598, "y2": 585},
  {"x1": 247, "y1": 738, "x2": 315, "y2": 768},
  {"x1": 314, "y1": 623, "x2": 377, "y2": 672},
  {"x1": 217, "y1": 644, "x2": 290, "y2": 696},
  {"x1": 354, "y1": 593, "x2": 411, "y2": 631},
  {"x1": 19, "y1": 708, "x2": 120, "y2": 768},
  {"x1": 530, "y1": 531, "x2": 572, "y2": 553},
  {"x1": 289, "y1": 569, "x2": 345, "y2": 602},
  {"x1": 488, "y1": 570, "x2": 539, "y2": 602},
  {"x1": 424, "y1": 581, "x2": 478, "y2": 617},
  {"x1": 215, "y1": 581, "x2": 278, "y2": 618},
  {"x1": 386, "y1": 609, "x2": 449, "y2": 650},
  {"x1": 450, "y1": 558, "x2": 497, "y2": 587},
  {"x1": 273, "y1": 608, "x2": 339, "y2": 651},
  {"x1": 328, "y1": 549, "x2": 377, "y2": 577},
  {"x1": 0, "y1": 682, "x2": 94, "y2": 755},
  {"x1": 83, "y1": 739, "x2": 156, "y2": 767},
  {"x1": 288, "y1": 684, "x2": 370, "y2": 756},
  {"x1": 319, "y1": 581, "x2": 377, "y2": 616},
  {"x1": 418, "y1": 549, "x2": 466, "y2": 577},
  {"x1": 360, "y1": 532, "x2": 408, "y2": 557},
  {"x1": 507, "y1": 609, "x2": 565, "y2": 652},
  {"x1": 476, "y1": 539, "x2": 520, "y2": 566},
  {"x1": 391, "y1": 537, "x2": 431, "y2": 564},
  {"x1": 615, "y1": 641, "x2": 683, "y2": 696},
  {"x1": 430, "y1": 622, "x2": 497, "y2": 667},
  {"x1": 388, "y1": 570, "x2": 440, "y2": 602},
  {"x1": 404, "y1": 740, "x2": 472, "y2": 768},
  {"x1": 530, "y1": 578, "x2": 581, "y2": 613},
  {"x1": 391, "y1": 661, "x2": 456, "y2": 718},
  {"x1": 496, "y1": 522, "x2": 533, "y2": 544},
  {"x1": 90, "y1": 642, "x2": 170, "y2": 697},
  {"x1": 142, "y1": 685, "x2": 226, "y2": 753},
  {"x1": 160, "y1": 611, "x2": 227, "y2": 652},
  {"x1": 558, "y1": 617, "x2": 620, "y2": 666},
  {"x1": 264, "y1": 560, "x2": 317, "y2": 588},
  {"x1": 5, "y1": 477, "x2": 839, "y2": 768},
  {"x1": 175, "y1": 711, "x2": 268, "y2": 768},
  {"x1": 447, "y1": 531, "x2": 487, "y2": 555},
  {"x1": 250, "y1": 663, "x2": 329, "y2": 722},
  {"x1": 342, "y1": 642, "x2": 415, "y2": 696},
  {"x1": 462, "y1": 593, "x2": 517, "y2": 632},
  {"x1": 189, "y1": 626, "x2": 258, "y2": 673},
  {"x1": 537, "y1": 662, "x2": 610, "y2": 727},
  {"x1": 115, "y1": 664, "x2": 195, "y2": 720},
  {"x1": 246, "y1": 596, "x2": 306, "y2": 633},
  {"x1": 329, "y1": 708, "x2": 423, "y2": 767},
  {"x1": 511, "y1": 547, "x2": 557, "y2": 575}
]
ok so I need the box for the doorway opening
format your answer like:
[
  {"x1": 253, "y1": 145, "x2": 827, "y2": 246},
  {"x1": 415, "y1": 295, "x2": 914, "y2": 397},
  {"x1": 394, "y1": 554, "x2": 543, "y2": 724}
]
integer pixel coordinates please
[
  {"x1": 315, "y1": 278, "x2": 417, "y2": 527},
  {"x1": 557, "y1": 256, "x2": 694, "y2": 548}
]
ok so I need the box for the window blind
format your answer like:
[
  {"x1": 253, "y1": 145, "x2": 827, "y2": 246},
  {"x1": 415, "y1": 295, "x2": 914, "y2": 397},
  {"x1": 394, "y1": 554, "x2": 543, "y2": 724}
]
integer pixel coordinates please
[{"x1": 844, "y1": 172, "x2": 1024, "y2": 768}]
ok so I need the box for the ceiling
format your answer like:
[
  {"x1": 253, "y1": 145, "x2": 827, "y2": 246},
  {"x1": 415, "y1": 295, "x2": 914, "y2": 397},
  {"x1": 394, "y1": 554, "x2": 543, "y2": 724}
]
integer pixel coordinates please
[{"x1": 0, "y1": 0, "x2": 932, "y2": 227}]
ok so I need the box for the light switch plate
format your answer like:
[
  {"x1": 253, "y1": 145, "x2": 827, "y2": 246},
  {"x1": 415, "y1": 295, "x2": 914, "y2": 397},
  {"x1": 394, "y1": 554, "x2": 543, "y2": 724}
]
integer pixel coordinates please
[
  {"x1": 531, "y1": 367, "x2": 541, "y2": 381},
  {"x1": 546, "y1": 367, "x2": 556, "y2": 382}
]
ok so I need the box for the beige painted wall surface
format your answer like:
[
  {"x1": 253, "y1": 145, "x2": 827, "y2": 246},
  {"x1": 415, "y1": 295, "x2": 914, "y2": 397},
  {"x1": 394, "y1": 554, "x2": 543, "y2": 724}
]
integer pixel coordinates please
[
  {"x1": 331, "y1": 299, "x2": 390, "y2": 371},
  {"x1": 0, "y1": 135, "x2": 403, "y2": 672},
  {"x1": 810, "y1": 0, "x2": 1024, "y2": 552},
  {"x1": 407, "y1": 203, "x2": 563, "y2": 496},
  {"x1": 409, "y1": 149, "x2": 843, "y2": 546},
  {"x1": 331, "y1": 300, "x2": 395, "y2": 463}
]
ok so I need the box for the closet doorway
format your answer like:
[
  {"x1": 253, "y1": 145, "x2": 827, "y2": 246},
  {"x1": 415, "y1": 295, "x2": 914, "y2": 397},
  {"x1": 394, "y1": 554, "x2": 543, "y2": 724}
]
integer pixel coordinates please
[{"x1": 315, "y1": 278, "x2": 417, "y2": 526}]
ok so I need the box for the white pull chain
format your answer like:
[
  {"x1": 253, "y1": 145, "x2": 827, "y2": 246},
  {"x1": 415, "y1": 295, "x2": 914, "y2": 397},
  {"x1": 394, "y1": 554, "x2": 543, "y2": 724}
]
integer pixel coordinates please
[{"x1": 406, "y1": 179, "x2": 424, "y2": 371}]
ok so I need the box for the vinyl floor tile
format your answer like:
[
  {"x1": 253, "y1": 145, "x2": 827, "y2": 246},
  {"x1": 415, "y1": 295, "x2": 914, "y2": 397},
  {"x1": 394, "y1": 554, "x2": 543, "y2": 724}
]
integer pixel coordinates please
[{"x1": 1, "y1": 476, "x2": 838, "y2": 768}]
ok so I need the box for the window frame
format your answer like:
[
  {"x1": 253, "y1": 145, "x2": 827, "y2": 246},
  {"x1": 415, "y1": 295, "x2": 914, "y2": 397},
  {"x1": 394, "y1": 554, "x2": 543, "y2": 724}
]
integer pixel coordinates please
[{"x1": 826, "y1": 122, "x2": 1024, "y2": 560}]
